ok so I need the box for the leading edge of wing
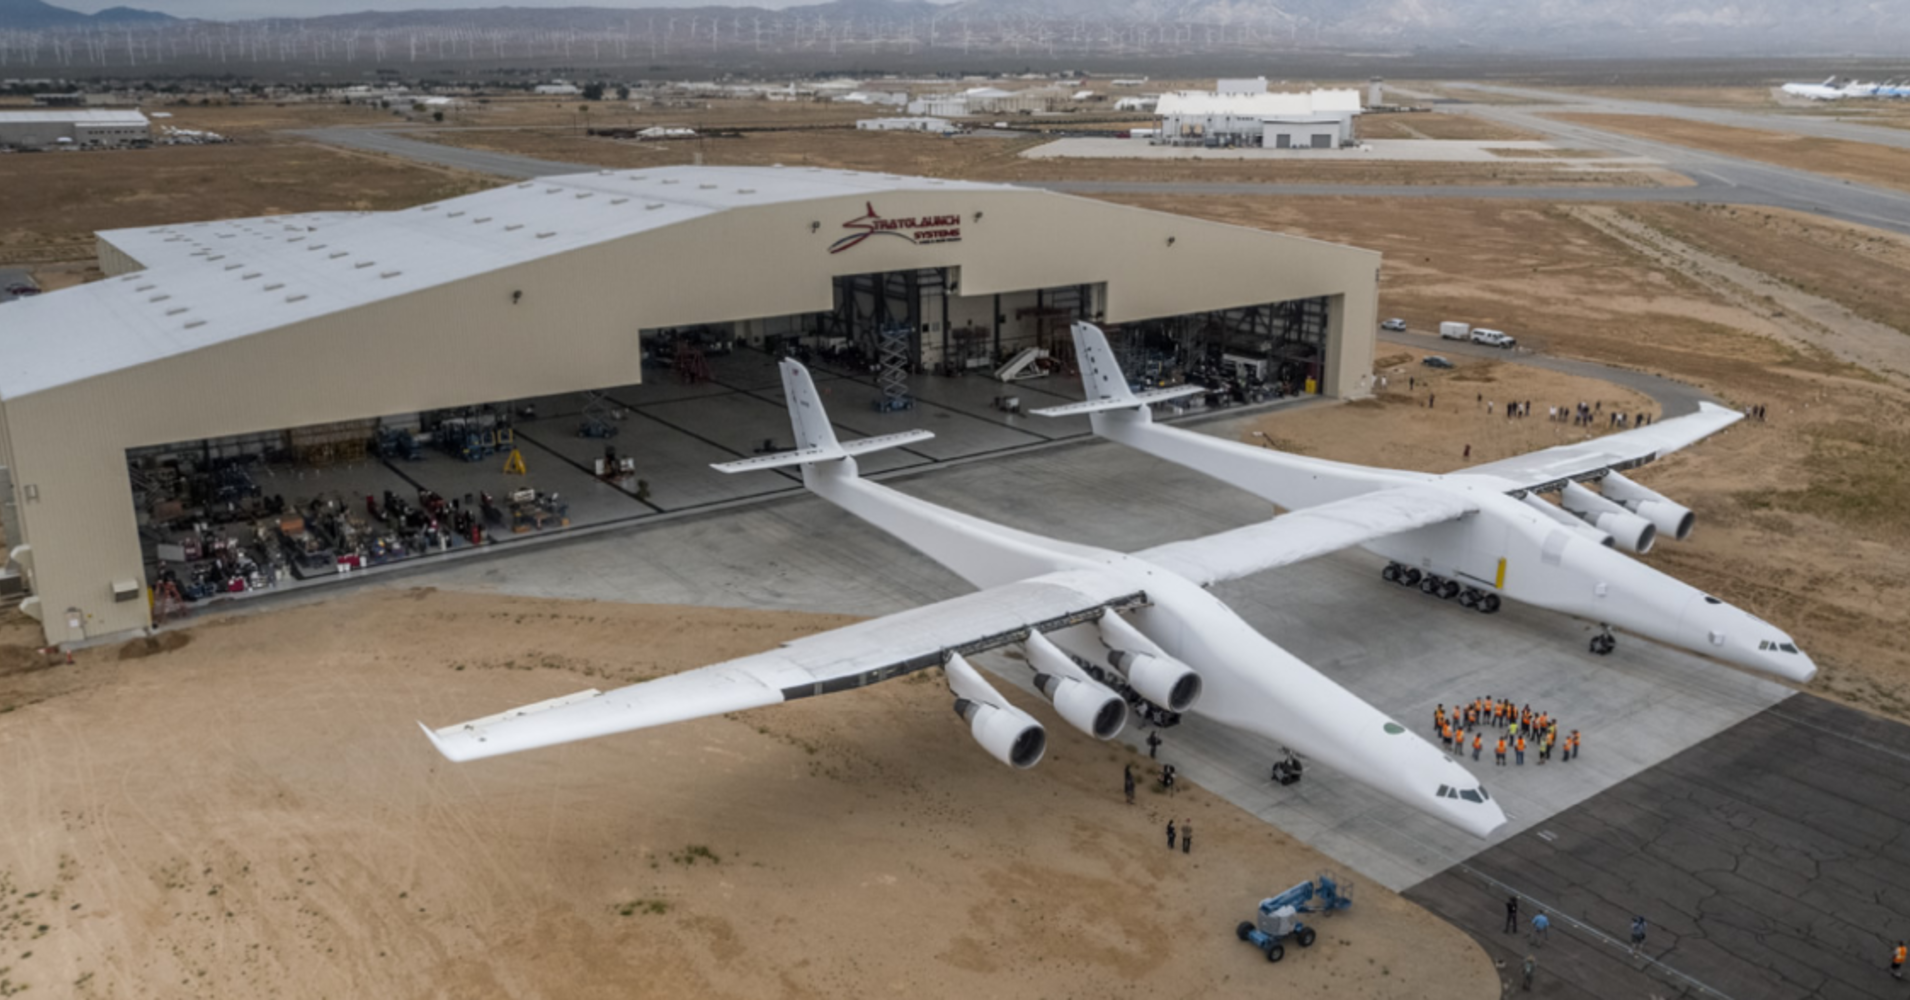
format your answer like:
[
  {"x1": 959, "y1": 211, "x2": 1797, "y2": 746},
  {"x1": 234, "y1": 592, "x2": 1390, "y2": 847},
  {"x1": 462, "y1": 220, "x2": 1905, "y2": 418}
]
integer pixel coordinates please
[
  {"x1": 1461, "y1": 401, "x2": 1744, "y2": 491},
  {"x1": 1137, "y1": 485, "x2": 1478, "y2": 587}
]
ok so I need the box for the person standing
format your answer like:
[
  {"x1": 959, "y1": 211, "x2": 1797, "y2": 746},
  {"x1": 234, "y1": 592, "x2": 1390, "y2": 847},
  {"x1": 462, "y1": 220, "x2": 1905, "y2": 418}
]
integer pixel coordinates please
[
  {"x1": 1630, "y1": 916, "x2": 1648, "y2": 957},
  {"x1": 1570, "y1": 730, "x2": 1581, "y2": 761},
  {"x1": 1495, "y1": 736, "x2": 1507, "y2": 766},
  {"x1": 1889, "y1": 940, "x2": 1905, "y2": 979},
  {"x1": 1124, "y1": 764, "x2": 1136, "y2": 805},
  {"x1": 1522, "y1": 954, "x2": 1537, "y2": 992},
  {"x1": 1504, "y1": 895, "x2": 1520, "y2": 934},
  {"x1": 1146, "y1": 730, "x2": 1161, "y2": 759},
  {"x1": 1166, "y1": 818, "x2": 1177, "y2": 851},
  {"x1": 1464, "y1": 443, "x2": 1472, "y2": 459},
  {"x1": 1181, "y1": 819, "x2": 1193, "y2": 855},
  {"x1": 1531, "y1": 911, "x2": 1550, "y2": 945},
  {"x1": 1473, "y1": 732, "x2": 1483, "y2": 762},
  {"x1": 1516, "y1": 735, "x2": 1527, "y2": 766}
]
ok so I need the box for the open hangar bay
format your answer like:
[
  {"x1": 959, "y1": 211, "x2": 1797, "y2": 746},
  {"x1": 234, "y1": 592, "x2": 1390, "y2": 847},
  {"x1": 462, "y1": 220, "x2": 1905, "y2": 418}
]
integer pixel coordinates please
[
  {"x1": 0, "y1": 165, "x2": 1377, "y2": 648},
  {"x1": 401, "y1": 427, "x2": 1903, "y2": 1000}
]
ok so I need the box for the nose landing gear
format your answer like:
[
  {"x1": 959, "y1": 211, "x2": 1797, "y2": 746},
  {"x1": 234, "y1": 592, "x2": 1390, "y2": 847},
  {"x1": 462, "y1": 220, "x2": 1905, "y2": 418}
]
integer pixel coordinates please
[{"x1": 1589, "y1": 625, "x2": 1617, "y2": 656}]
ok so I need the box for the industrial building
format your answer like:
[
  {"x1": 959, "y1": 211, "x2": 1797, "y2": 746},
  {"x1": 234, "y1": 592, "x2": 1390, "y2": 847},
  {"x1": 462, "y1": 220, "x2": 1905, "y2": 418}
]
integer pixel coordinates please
[
  {"x1": 856, "y1": 117, "x2": 955, "y2": 133},
  {"x1": 0, "y1": 109, "x2": 149, "y2": 150},
  {"x1": 1155, "y1": 87, "x2": 1362, "y2": 148},
  {"x1": 0, "y1": 165, "x2": 1379, "y2": 646}
]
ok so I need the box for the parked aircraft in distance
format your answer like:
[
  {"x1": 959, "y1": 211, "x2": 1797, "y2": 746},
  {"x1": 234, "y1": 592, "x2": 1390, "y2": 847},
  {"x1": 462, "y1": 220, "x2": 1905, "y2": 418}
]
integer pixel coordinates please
[
  {"x1": 1781, "y1": 76, "x2": 1900, "y2": 100},
  {"x1": 1045, "y1": 322, "x2": 1813, "y2": 683},
  {"x1": 422, "y1": 359, "x2": 1507, "y2": 837}
]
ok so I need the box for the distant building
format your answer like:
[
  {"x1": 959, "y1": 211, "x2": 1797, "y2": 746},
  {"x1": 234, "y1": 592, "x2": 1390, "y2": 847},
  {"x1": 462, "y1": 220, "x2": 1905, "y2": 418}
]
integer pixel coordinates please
[
  {"x1": 1114, "y1": 96, "x2": 1159, "y2": 112},
  {"x1": 534, "y1": 83, "x2": 581, "y2": 96},
  {"x1": 1216, "y1": 78, "x2": 1269, "y2": 95},
  {"x1": 856, "y1": 117, "x2": 955, "y2": 133},
  {"x1": 1154, "y1": 89, "x2": 1362, "y2": 147},
  {"x1": 836, "y1": 91, "x2": 910, "y2": 106},
  {"x1": 32, "y1": 92, "x2": 87, "y2": 107},
  {"x1": 0, "y1": 109, "x2": 150, "y2": 150},
  {"x1": 906, "y1": 87, "x2": 1054, "y2": 118}
]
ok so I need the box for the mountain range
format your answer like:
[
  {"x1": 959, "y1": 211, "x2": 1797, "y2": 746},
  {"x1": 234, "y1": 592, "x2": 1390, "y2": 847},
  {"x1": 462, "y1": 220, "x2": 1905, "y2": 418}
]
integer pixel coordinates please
[{"x1": 2, "y1": 0, "x2": 1905, "y2": 57}]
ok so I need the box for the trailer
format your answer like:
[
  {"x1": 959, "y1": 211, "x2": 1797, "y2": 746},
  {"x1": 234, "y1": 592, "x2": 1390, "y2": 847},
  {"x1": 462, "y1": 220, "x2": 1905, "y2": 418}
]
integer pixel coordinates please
[{"x1": 1439, "y1": 321, "x2": 1470, "y2": 341}]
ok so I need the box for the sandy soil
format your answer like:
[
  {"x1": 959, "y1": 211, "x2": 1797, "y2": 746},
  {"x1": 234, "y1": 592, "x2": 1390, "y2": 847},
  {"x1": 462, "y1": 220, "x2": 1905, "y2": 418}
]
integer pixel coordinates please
[
  {"x1": 0, "y1": 592, "x2": 1495, "y2": 1000},
  {"x1": 1547, "y1": 113, "x2": 1910, "y2": 194}
]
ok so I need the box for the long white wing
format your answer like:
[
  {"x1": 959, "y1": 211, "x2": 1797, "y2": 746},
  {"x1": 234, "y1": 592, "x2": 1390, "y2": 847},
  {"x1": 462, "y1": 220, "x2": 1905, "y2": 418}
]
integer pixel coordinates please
[
  {"x1": 1461, "y1": 402, "x2": 1744, "y2": 492},
  {"x1": 1136, "y1": 486, "x2": 1477, "y2": 587},
  {"x1": 420, "y1": 571, "x2": 1144, "y2": 762}
]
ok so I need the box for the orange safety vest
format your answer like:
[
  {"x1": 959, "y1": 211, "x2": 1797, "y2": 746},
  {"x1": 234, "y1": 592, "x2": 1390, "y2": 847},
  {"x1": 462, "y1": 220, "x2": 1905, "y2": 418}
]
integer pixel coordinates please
[
  {"x1": 1496, "y1": 738, "x2": 1506, "y2": 754},
  {"x1": 1516, "y1": 737, "x2": 1526, "y2": 752},
  {"x1": 1895, "y1": 945, "x2": 1906, "y2": 964},
  {"x1": 1473, "y1": 734, "x2": 1483, "y2": 750}
]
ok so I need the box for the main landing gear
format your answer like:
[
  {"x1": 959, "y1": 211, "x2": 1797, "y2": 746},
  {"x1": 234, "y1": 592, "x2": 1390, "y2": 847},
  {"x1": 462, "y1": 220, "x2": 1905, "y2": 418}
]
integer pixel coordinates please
[
  {"x1": 1383, "y1": 563, "x2": 1499, "y2": 614},
  {"x1": 1589, "y1": 625, "x2": 1617, "y2": 656}
]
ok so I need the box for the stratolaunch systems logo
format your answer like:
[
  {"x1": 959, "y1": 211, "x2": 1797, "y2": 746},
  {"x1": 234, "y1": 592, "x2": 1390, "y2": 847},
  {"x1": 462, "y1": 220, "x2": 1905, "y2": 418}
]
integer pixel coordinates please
[{"x1": 828, "y1": 201, "x2": 963, "y2": 254}]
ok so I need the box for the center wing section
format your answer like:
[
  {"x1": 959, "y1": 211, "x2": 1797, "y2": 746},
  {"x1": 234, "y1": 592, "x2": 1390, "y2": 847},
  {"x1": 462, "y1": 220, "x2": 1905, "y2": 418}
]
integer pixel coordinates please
[
  {"x1": 1461, "y1": 402, "x2": 1744, "y2": 493},
  {"x1": 420, "y1": 570, "x2": 1145, "y2": 763},
  {"x1": 1137, "y1": 485, "x2": 1477, "y2": 587}
]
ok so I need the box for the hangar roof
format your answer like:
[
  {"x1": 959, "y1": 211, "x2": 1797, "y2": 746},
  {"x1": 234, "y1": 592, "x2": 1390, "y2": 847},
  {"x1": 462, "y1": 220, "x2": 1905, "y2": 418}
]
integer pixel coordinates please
[
  {"x1": 0, "y1": 166, "x2": 1012, "y2": 401},
  {"x1": 0, "y1": 109, "x2": 149, "y2": 125},
  {"x1": 1155, "y1": 90, "x2": 1362, "y2": 117}
]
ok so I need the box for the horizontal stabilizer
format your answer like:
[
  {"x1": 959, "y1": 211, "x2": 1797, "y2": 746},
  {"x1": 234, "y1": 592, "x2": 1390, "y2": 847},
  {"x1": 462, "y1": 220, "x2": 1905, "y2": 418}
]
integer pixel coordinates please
[
  {"x1": 1030, "y1": 385, "x2": 1204, "y2": 418},
  {"x1": 711, "y1": 429, "x2": 934, "y2": 474}
]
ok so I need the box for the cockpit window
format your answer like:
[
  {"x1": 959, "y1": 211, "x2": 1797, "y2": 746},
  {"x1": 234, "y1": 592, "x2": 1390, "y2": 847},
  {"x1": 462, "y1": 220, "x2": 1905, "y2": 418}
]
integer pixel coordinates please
[
  {"x1": 1703, "y1": 596, "x2": 1723, "y2": 605},
  {"x1": 1780, "y1": 643, "x2": 1799, "y2": 654},
  {"x1": 1460, "y1": 789, "x2": 1484, "y2": 803}
]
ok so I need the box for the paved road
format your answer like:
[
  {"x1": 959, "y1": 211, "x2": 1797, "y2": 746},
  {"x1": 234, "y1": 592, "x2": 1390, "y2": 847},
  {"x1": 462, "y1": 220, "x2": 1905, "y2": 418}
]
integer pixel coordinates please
[
  {"x1": 293, "y1": 126, "x2": 590, "y2": 178},
  {"x1": 1407, "y1": 694, "x2": 1910, "y2": 1000},
  {"x1": 1453, "y1": 82, "x2": 1910, "y2": 153},
  {"x1": 1381, "y1": 330, "x2": 1717, "y2": 417}
]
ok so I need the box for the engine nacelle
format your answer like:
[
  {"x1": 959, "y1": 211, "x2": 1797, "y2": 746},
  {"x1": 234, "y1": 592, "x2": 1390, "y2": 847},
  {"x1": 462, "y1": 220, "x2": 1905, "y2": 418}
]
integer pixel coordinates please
[
  {"x1": 1561, "y1": 482, "x2": 1656, "y2": 554},
  {"x1": 944, "y1": 653, "x2": 1046, "y2": 769},
  {"x1": 1024, "y1": 631, "x2": 1127, "y2": 740},
  {"x1": 1097, "y1": 613, "x2": 1203, "y2": 713},
  {"x1": 1034, "y1": 674, "x2": 1128, "y2": 740},
  {"x1": 1599, "y1": 471, "x2": 1695, "y2": 541}
]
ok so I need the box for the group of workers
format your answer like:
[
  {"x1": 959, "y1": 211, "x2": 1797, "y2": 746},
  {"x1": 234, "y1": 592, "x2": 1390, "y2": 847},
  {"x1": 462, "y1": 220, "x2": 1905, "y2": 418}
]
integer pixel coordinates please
[{"x1": 1433, "y1": 698, "x2": 1581, "y2": 767}]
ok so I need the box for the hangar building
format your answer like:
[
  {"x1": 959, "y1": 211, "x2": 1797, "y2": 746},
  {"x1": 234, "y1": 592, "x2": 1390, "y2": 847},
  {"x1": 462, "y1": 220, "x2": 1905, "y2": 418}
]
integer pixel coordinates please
[
  {"x1": 0, "y1": 166, "x2": 1379, "y2": 645},
  {"x1": 0, "y1": 109, "x2": 150, "y2": 149}
]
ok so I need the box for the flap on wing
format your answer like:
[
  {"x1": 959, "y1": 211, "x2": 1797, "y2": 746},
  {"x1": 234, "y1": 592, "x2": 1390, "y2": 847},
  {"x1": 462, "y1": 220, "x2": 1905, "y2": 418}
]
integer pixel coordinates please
[
  {"x1": 711, "y1": 446, "x2": 839, "y2": 474},
  {"x1": 1462, "y1": 402, "x2": 1744, "y2": 492},
  {"x1": 840, "y1": 429, "x2": 934, "y2": 455},
  {"x1": 1138, "y1": 486, "x2": 1478, "y2": 587},
  {"x1": 1030, "y1": 385, "x2": 1204, "y2": 418},
  {"x1": 423, "y1": 571, "x2": 1146, "y2": 763}
]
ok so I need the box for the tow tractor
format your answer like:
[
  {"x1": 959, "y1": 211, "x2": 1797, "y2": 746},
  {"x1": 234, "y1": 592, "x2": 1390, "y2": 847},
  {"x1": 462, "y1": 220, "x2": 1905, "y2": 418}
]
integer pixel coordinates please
[{"x1": 1235, "y1": 874, "x2": 1354, "y2": 962}]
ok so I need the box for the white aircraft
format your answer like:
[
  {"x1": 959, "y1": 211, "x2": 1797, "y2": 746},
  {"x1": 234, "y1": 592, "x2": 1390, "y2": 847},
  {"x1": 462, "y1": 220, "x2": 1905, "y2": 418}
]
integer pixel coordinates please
[
  {"x1": 1781, "y1": 77, "x2": 1878, "y2": 100},
  {"x1": 1040, "y1": 323, "x2": 1814, "y2": 684},
  {"x1": 421, "y1": 359, "x2": 1507, "y2": 838}
]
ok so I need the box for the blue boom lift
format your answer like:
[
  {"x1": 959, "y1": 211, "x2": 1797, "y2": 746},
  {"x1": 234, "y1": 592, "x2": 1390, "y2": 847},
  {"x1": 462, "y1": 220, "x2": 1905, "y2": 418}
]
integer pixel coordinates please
[{"x1": 1235, "y1": 874, "x2": 1354, "y2": 962}]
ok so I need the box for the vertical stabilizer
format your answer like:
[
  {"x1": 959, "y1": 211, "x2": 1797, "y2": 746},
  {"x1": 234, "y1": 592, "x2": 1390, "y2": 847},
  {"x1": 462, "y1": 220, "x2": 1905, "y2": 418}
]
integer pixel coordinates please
[
  {"x1": 781, "y1": 359, "x2": 842, "y2": 453},
  {"x1": 1073, "y1": 322, "x2": 1135, "y2": 403}
]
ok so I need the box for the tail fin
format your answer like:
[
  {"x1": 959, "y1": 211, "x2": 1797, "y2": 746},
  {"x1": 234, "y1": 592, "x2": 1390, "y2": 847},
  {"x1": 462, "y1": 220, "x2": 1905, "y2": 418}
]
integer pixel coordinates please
[
  {"x1": 1030, "y1": 322, "x2": 1202, "y2": 418},
  {"x1": 711, "y1": 359, "x2": 933, "y2": 474}
]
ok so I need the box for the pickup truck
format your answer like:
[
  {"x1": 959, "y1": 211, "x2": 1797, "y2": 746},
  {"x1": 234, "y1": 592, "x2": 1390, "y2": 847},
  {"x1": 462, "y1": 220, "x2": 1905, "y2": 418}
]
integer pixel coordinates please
[{"x1": 1469, "y1": 328, "x2": 1516, "y2": 348}]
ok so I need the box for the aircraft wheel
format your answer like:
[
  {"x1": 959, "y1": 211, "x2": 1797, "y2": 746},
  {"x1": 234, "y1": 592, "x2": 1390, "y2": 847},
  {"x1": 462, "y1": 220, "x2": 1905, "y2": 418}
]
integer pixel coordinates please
[
  {"x1": 1264, "y1": 942, "x2": 1285, "y2": 963},
  {"x1": 1458, "y1": 589, "x2": 1480, "y2": 609},
  {"x1": 1237, "y1": 921, "x2": 1256, "y2": 942},
  {"x1": 1401, "y1": 568, "x2": 1422, "y2": 587},
  {"x1": 1296, "y1": 927, "x2": 1317, "y2": 948},
  {"x1": 1419, "y1": 576, "x2": 1440, "y2": 595},
  {"x1": 1480, "y1": 594, "x2": 1502, "y2": 614},
  {"x1": 1589, "y1": 634, "x2": 1615, "y2": 656},
  {"x1": 1381, "y1": 564, "x2": 1400, "y2": 583},
  {"x1": 1441, "y1": 581, "x2": 1462, "y2": 600}
]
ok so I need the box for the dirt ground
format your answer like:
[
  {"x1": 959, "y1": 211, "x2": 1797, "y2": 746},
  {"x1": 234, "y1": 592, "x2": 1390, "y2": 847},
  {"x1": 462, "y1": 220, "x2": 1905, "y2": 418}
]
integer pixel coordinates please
[
  {"x1": 413, "y1": 125, "x2": 1663, "y2": 187},
  {"x1": 0, "y1": 592, "x2": 1495, "y2": 1000},
  {"x1": 1112, "y1": 195, "x2": 1910, "y2": 723},
  {"x1": 1355, "y1": 112, "x2": 1544, "y2": 142},
  {"x1": 1548, "y1": 113, "x2": 1910, "y2": 193}
]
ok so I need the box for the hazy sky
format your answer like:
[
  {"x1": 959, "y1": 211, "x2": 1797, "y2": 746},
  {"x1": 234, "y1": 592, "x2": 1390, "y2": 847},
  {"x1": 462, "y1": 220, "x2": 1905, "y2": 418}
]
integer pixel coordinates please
[{"x1": 70, "y1": 0, "x2": 955, "y2": 19}]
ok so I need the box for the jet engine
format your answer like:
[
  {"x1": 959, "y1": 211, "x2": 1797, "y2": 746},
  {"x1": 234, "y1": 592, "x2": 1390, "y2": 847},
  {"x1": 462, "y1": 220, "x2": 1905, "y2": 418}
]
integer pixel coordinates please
[
  {"x1": 1520, "y1": 493, "x2": 1616, "y2": 548},
  {"x1": 1560, "y1": 482, "x2": 1657, "y2": 554},
  {"x1": 1096, "y1": 613, "x2": 1203, "y2": 713},
  {"x1": 1024, "y1": 631, "x2": 1128, "y2": 740},
  {"x1": 945, "y1": 653, "x2": 1046, "y2": 769},
  {"x1": 1598, "y1": 471, "x2": 1696, "y2": 541}
]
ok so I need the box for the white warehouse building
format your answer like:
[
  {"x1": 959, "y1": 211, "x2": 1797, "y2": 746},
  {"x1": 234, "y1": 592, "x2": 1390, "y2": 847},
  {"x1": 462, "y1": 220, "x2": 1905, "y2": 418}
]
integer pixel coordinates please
[
  {"x1": 1155, "y1": 89, "x2": 1362, "y2": 147},
  {"x1": 0, "y1": 166, "x2": 1381, "y2": 647},
  {"x1": 0, "y1": 109, "x2": 150, "y2": 150}
]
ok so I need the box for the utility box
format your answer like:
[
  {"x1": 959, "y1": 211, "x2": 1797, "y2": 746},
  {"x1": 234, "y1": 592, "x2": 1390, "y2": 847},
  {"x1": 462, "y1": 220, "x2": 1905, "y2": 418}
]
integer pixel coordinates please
[{"x1": 1439, "y1": 321, "x2": 1471, "y2": 341}]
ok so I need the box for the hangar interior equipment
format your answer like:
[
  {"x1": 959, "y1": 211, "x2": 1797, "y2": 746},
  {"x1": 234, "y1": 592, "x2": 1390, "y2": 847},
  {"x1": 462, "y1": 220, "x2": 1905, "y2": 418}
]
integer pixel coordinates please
[{"x1": 0, "y1": 165, "x2": 1379, "y2": 645}]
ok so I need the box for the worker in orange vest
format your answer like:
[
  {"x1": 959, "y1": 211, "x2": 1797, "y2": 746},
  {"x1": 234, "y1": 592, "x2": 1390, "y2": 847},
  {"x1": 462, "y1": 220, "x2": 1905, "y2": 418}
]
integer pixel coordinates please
[
  {"x1": 1495, "y1": 736, "x2": 1507, "y2": 766},
  {"x1": 1472, "y1": 732, "x2": 1483, "y2": 762},
  {"x1": 1891, "y1": 941, "x2": 1905, "y2": 979},
  {"x1": 1442, "y1": 722, "x2": 1453, "y2": 750},
  {"x1": 1571, "y1": 730, "x2": 1581, "y2": 761},
  {"x1": 1515, "y1": 735, "x2": 1527, "y2": 766},
  {"x1": 1434, "y1": 704, "x2": 1445, "y2": 734}
]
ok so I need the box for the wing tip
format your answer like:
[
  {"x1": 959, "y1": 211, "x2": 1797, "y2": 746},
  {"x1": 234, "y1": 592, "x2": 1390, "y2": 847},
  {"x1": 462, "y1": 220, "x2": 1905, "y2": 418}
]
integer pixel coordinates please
[{"x1": 418, "y1": 720, "x2": 468, "y2": 762}]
